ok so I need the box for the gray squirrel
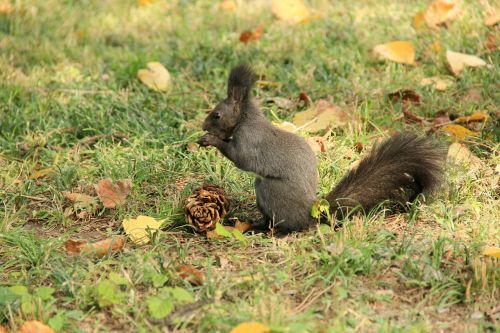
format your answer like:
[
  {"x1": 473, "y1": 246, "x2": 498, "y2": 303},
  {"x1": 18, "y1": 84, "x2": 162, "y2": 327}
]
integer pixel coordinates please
[{"x1": 198, "y1": 64, "x2": 445, "y2": 235}]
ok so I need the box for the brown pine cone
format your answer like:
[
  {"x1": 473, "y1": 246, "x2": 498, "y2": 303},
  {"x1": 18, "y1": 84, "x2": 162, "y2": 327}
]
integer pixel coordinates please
[{"x1": 184, "y1": 185, "x2": 229, "y2": 232}]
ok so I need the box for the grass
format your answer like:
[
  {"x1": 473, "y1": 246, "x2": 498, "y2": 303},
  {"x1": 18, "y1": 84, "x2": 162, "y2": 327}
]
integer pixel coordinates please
[{"x1": 0, "y1": 0, "x2": 499, "y2": 332}]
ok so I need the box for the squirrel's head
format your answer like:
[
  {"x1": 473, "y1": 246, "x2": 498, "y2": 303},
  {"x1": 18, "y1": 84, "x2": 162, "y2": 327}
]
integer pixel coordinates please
[
  {"x1": 202, "y1": 99, "x2": 240, "y2": 140},
  {"x1": 201, "y1": 64, "x2": 258, "y2": 140}
]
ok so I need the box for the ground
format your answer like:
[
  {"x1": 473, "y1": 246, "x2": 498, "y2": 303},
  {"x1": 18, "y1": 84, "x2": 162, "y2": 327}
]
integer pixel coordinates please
[{"x1": 0, "y1": 0, "x2": 499, "y2": 332}]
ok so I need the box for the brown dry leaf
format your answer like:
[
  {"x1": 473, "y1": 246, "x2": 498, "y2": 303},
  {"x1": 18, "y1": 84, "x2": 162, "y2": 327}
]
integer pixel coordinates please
[
  {"x1": 424, "y1": 0, "x2": 460, "y2": 28},
  {"x1": 298, "y1": 91, "x2": 312, "y2": 106},
  {"x1": 62, "y1": 191, "x2": 95, "y2": 205},
  {"x1": 446, "y1": 51, "x2": 486, "y2": 76},
  {"x1": 177, "y1": 265, "x2": 204, "y2": 286},
  {"x1": 429, "y1": 41, "x2": 442, "y2": 54},
  {"x1": 0, "y1": 1, "x2": 13, "y2": 14},
  {"x1": 442, "y1": 124, "x2": 477, "y2": 140},
  {"x1": 240, "y1": 25, "x2": 264, "y2": 43},
  {"x1": 485, "y1": 32, "x2": 499, "y2": 50},
  {"x1": 433, "y1": 109, "x2": 451, "y2": 126},
  {"x1": 462, "y1": 89, "x2": 482, "y2": 103},
  {"x1": 206, "y1": 225, "x2": 235, "y2": 239},
  {"x1": 230, "y1": 322, "x2": 270, "y2": 333},
  {"x1": 447, "y1": 142, "x2": 483, "y2": 173},
  {"x1": 305, "y1": 137, "x2": 328, "y2": 154},
  {"x1": 373, "y1": 41, "x2": 415, "y2": 65},
  {"x1": 455, "y1": 111, "x2": 488, "y2": 124},
  {"x1": 272, "y1": 121, "x2": 297, "y2": 132},
  {"x1": 292, "y1": 99, "x2": 348, "y2": 132},
  {"x1": 485, "y1": 10, "x2": 500, "y2": 26},
  {"x1": 95, "y1": 178, "x2": 132, "y2": 208},
  {"x1": 0, "y1": 324, "x2": 8, "y2": 333},
  {"x1": 235, "y1": 220, "x2": 253, "y2": 233},
  {"x1": 64, "y1": 236, "x2": 125, "y2": 257},
  {"x1": 420, "y1": 76, "x2": 454, "y2": 91},
  {"x1": 29, "y1": 168, "x2": 52, "y2": 180},
  {"x1": 137, "y1": 62, "x2": 171, "y2": 92},
  {"x1": 219, "y1": 0, "x2": 236, "y2": 12},
  {"x1": 387, "y1": 90, "x2": 421, "y2": 105},
  {"x1": 271, "y1": 0, "x2": 310, "y2": 24}
]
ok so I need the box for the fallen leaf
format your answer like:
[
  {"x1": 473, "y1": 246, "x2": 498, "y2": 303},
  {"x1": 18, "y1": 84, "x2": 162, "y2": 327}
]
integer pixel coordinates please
[
  {"x1": 271, "y1": 0, "x2": 310, "y2": 24},
  {"x1": 485, "y1": 32, "x2": 499, "y2": 50},
  {"x1": 482, "y1": 246, "x2": 500, "y2": 258},
  {"x1": 446, "y1": 51, "x2": 486, "y2": 76},
  {"x1": 95, "y1": 178, "x2": 132, "y2": 208},
  {"x1": 447, "y1": 142, "x2": 483, "y2": 173},
  {"x1": 433, "y1": 109, "x2": 451, "y2": 125},
  {"x1": 305, "y1": 137, "x2": 328, "y2": 154},
  {"x1": 429, "y1": 41, "x2": 442, "y2": 54},
  {"x1": 0, "y1": 325, "x2": 8, "y2": 333},
  {"x1": 122, "y1": 215, "x2": 163, "y2": 245},
  {"x1": 138, "y1": 0, "x2": 154, "y2": 6},
  {"x1": 62, "y1": 192, "x2": 95, "y2": 205},
  {"x1": 0, "y1": 1, "x2": 13, "y2": 14},
  {"x1": 292, "y1": 99, "x2": 348, "y2": 132},
  {"x1": 424, "y1": 0, "x2": 460, "y2": 28},
  {"x1": 387, "y1": 90, "x2": 421, "y2": 105},
  {"x1": 29, "y1": 168, "x2": 52, "y2": 180},
  {"x1": 413, "y1": 10, "x2": 425, "y2": 28},
  {"x1": 230, "y1": 322, "x2": 270, "y2": 333},
  {"x1": 298, "y1": 92, "x2": 312, "y2": 106},
  {"x1": 240, "y1": 25, "x2": 264, "y2": 44},
  {"x1": 235, "y1": 220, "x2": 253, "y2": 233},
  {"x1": 219, "y1": 0, "x2": 236, "y2": 12},
  {"x1": 354, "y1": 142, "x2": 364, "y2": 153},
  {"x1": 177, "y1": 265, "x2": 204, "y2": 286},
  {"x1": 265, "y1": 96, "x2": 295, "y2": 110},
  {"x1": 17, "y1": 321, "x2": 55, "y2": 333},
  {"x1": 485, "y1": 10, "x2": 500, "y2": 26},
  {"x1": 373, "y1": 41, "x2": 415, "y2": 65},
  {"x1": 420, "y1": 76, "x2": 454, "y2": 91},
  {"x1": 137, "y1": 62, "x2": 171, "y2": 92},
  {"x1": 273, "y1": 121, "x2": 297, "y2": 132},
  {"x1": 455, "y1": 111, "x2": 488, "y2": 124},
  {"x1": 64, "y1": 236, "x2": 125, "y2": 257},
  {"x1": 442, "y1": 124, "x2": 477, "y2": 140}
]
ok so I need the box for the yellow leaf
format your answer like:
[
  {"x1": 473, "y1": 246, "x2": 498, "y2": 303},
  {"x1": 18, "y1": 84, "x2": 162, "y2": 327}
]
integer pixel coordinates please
[
  {"x1": 18, "y1": 321, "x2": 55, "y2": 333},
  {"x1": 447, "y1": 142, "x2": 483, "y2": 173},
  {"x1": 413, "y1": 10, "x2": 425, "y2": 28},
  {"x1": 420, "y1": 76, "x2": 454, "y2": 91},
  {"x1": 137, "y1": 62, "x2": 171, "y2": 92},
  {"x1": 30, "y1": 168, "x2": 52, "y2": 180},
  {"x1": 0, "y1": 1, "x2": 13, "y2": 14},
  {"x1": 271, "y1": 0, "x2": 310, "y2": 24},
  {"x1": 446, "y1": 51, "x2": 486, "y2": 76},
  {"x1": 230, "y1": 322, "x2": 270, "y2": 333},
  {"x1": 272, "y1": 121, "x2": 297, "y2": 132},
  {"x1": 219, "y1": 0, "x2": 236, "y2": 12},
  {"x1": 429, "y1": 41, "x2": 442, "y2": 54},
  {"x1": 482, "y1": 246, "x2": 500, "y2": 258},
  {"x1": 292, "y1": 100, "x2": 348, "y2": 132},
  {"x1": 442, "y1": 124, "x2": 477, "y2": 140},
  {"x1": 424, "y1": 0, "x2": 460, "y2": 28},
  {"x1": 122, "y1": 215, "x2": 163, "y2": 245},
  {"x1": 373, "y1": 41, "x2": 415, "y2": 65},
  {"x1": 455, "y1": 111, "x2": 489, "y2": 124},
  {"x1": 485, "y1": 9, "x2": 500, "y2": 26},
  {"x1": 138, "y1": 0, "x2": 154, "y2": 6}
]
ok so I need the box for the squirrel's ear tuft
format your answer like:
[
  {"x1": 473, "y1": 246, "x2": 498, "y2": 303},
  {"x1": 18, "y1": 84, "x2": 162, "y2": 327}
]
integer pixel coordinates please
[{"x1": 227, "y1": 64, "x2": 258, "y2": 103}]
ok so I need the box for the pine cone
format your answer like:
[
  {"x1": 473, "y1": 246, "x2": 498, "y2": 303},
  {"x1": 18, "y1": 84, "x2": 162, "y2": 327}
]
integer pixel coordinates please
[{"x1": 184, "y1": 185, "x2": 229, "y2": 232}]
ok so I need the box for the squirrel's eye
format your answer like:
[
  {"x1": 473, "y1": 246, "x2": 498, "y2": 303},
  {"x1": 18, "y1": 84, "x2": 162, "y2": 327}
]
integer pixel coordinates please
[{"x1": 213, "y1": 112, "x2": 221, "y2": 119}]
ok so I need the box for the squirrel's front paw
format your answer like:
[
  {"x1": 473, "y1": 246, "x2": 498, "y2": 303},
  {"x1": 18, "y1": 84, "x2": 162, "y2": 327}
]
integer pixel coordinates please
[{"x1": 197, "y1": 133, "x2": 217, "y2": 147}]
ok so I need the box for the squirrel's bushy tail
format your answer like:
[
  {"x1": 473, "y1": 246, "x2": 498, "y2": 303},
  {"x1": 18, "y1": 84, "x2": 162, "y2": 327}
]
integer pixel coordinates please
[
  {"x1": 326, "y1": 133, "x2": 446, "y2": 218},
  {"x1": 227, "y1": 64, "x2": 258, "y2": 103}
]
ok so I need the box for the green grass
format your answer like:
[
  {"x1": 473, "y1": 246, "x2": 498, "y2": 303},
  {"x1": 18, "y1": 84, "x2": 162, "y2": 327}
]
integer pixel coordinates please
[{"x1": 0, "y1": 0, "x2": 499, "y2": 332}]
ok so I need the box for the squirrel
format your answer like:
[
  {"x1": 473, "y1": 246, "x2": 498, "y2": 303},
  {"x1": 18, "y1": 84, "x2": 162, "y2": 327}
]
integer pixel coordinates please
[{"x1": 198, "y1": 64, "x2": 446, "y2": 235}]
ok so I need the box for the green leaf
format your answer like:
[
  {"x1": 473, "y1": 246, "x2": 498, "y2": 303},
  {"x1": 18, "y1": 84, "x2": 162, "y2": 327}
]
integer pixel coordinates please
[
  {"x1": 215, "y1": 223, "x2": 233, "y2": 239},
  {"x1": 109, "y1": 272, "x2": 128, "y2": 285},
  {"x1": 231, "y1": 229, "x2": 246, "y2": 243},
  {"x1": 21, "y1": 299, "x2": 35, "y2": 313},
  {"x1": 35, "y1": 286, "x2": 55, "y2": 300},
  {"x1": 95, "y1": 280, "x2": 127, "y2": 307},
  {"x1": 9, "y1": 285, "x2": 29, "y2": 296},
  {"x1": 147, "y1": 296, "x2": 173, "y2": 319},
  {"x1": 48, "y1": 312, "x2": 67, "y2": 331},
  {"x1": 151, "y1": 273, "x2": 168, "y2": 288},
  {"x1": 0, "y1": 287, "x2": 20, "y2": 305},
  {"x1": 169, "y1": 287, "x2": 194, "y2": 304},
  {"x1": 311, "y1": 199, "x2": 330, "y2": 218}
]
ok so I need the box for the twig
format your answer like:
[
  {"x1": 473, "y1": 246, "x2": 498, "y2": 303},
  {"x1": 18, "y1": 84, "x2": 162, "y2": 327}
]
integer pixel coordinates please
[
  {"x1": 293, "y1": 283, "x2": 336, "y2": 314},
  {"x1": 148, "y1": 298, "x2": 214, "y2": 326}
]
